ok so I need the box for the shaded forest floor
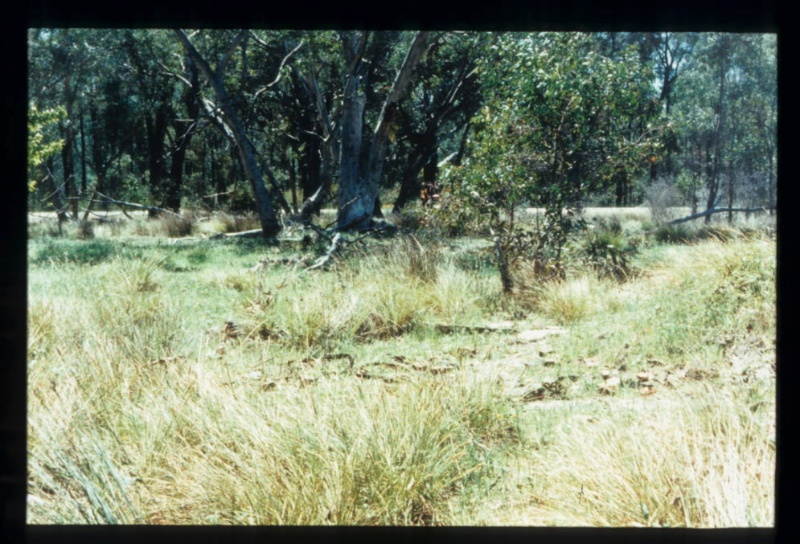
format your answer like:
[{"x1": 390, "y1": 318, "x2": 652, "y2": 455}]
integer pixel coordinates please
[{"x1": 26, "y1": 209, "x2": 775, "y2": 526}]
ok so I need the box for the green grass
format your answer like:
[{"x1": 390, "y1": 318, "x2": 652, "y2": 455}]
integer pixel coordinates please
[{"x1": 27, "y1": 212, "x2": 775, "y2": 526}]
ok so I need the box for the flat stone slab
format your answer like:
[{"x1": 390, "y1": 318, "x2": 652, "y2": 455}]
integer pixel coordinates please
[{"x1": 516, "y1": 327, "x2": 567, "y2": 343}]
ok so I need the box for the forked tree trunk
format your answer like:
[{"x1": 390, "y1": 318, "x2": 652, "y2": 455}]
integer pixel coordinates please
[
  {"x1": 337, "y1": 31, "x2": 430, "y2": 230},
  {"x1": 174, "y1": 30, "x2": 281, "y2": 238}
]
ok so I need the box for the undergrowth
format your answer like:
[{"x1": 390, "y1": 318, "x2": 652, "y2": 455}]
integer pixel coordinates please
[{"x1": 27, "y1": 218, "x2": 775, "y2": 526}]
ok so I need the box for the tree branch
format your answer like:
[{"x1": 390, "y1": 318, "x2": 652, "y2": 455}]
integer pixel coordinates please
[
  {"x1": 668, "y1": 206, "x2": 775, "y2": 225},
  {"x1": 254, "y1": 39, "x2": 305, "y2": 101}
]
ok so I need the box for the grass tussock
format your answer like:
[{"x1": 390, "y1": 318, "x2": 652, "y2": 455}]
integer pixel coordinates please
[
  {"x1": 488, "y1": 385, "x2": 774, "y2": 527},
  {"x1": 241, "y1": 240, "x2": 495, "y2": 349},
  {"x1": 215, "y1": 212, "x2": 262, "y2": 234},
  {"x1": 513, "y1": 267, "x2": 624, "y2": 326},
  {"x1": 169, "y1": 378, "x2": 503, "y2": 525},
  {"x1": 27, "y1": 215, "x2": 775, "y2": 526},
  {"x1": 91, "y1": 257, "x2": 185, "y2": 362}
]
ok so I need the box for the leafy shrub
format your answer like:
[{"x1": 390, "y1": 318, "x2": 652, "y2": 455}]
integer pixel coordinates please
[
  {"x1": 652, "y1": 223, "x2": 694, "y2": 244},
  {"x1": 578, "y1": 223, "x2": 639, "y2": 281}
]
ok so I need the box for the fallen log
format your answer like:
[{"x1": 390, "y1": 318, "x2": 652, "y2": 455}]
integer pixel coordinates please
[
  {"x1": 669, "y1": 206, "x2": 775, "y2": 225},
  {"x1": 210, "y1": 229, "x2": 264, "y2": 239},
  {"x1": 92, "y1": 191, "x2": 183, "y2": 218}
]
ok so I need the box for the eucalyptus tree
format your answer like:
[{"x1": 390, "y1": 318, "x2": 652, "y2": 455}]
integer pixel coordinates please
[
  {"x1": 441, "y1": 32, "x2": 662, "y2": 289},
  {"x1": 28, "y1": 29, "x2": 142, "y2": 215},
  {"x1": 28, "y1": 28, "x2": 89, "y2": 217},
  {"x1": 334, "y1": 30, "x2": 431, "y2": 229},
  {"x1": 671, "y1": 33, "x2": 777, "y2": 221},
  {"x1": 174, "y1": 29, "x2": 283, "y2": 236},
  {"x1": 389, "y1": 31, "x2": 484, "y2": 212}
]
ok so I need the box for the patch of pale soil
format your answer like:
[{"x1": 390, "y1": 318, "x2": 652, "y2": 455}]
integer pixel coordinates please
[{"x1": 468, "y1": 326, "x2": 567, "y2": 396}]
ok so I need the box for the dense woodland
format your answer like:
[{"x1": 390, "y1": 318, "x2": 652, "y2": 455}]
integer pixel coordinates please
[{"x1": 28, "y1": 30, "x2": 777, "y2": 236}]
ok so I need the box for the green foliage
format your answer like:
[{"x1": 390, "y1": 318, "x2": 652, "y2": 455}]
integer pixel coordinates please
[
  {"x1": 27, "y1": 103, "x2": 65, "y2": 191},
  {"x1": 652, "y1": 223, "x2": 693, "y2": 244},
  {"x1": 577, "y1": 222, "x2": 640, "y2": 281},
  {"x1": 440, "y1": 33, "x2": 663, "y2": 281},
  {"x1": 31, "y1": 239, "x2": 119, "y2": 266}
]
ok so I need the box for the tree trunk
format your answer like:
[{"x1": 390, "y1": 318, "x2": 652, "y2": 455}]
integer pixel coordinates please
[
  {"x1": 704, "y1": 140, "x2": 718, "y2": 225},
  {"x1": 299, "y1": 130, "x2": 323, "y2": 212},
  {"x1": 60, "y1": 121, "x2": 77, "y2": 219},
  {"x1": 337, "y1": 79, "x2": 369, "y2": 228},
  {"x1": 767, "y1": 144, "x2": 775, "y2": 215},
  {"x1": 79, "y1": 110, "x2": 88, "y2": 196},
  {"x1": 145, "y1": 104, "x2": 170, "y2": 213},
  {"x1": 44, "y1": 156, "x2": 69, "y2": 224},
  {"x1": 393, "y1": 128, "x2": 436, "y2": 212},
  {"x1": 337, "y1": 31, "x2": 430, "y2": 230},
  {"x1": 175, "y1": 29, "x2": 281, "y2": 237},
  {"x1": 727, "y1": 159, "x2": 735, "y2": 224},
  {"x1": 165, "y1": 56, "x2": 201, "y2": 212},
  {"x1": 166, "y1": 131, "x2": 188, "y2": 212}
]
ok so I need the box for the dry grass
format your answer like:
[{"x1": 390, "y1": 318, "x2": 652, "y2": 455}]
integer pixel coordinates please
[
  {"x1": 467, "y1": 384, "x2": 774, "y2": 527},
  {"x1": 27, "y1": 219, "x2": 775, "y2": 526}
]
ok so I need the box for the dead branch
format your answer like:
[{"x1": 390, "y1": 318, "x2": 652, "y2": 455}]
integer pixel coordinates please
[
  {"x1": 669, "y1": 206, "x2": 775, "y2": 225},
  {"x1": 305, "y1": 232, "x2": 342, "y2": 271},
  {"x1": 210, "y1": 229, "x2": 264, "y2": 239},
  {"x1": 93, "y1": 191, "x2": 182, "y2": 218}
]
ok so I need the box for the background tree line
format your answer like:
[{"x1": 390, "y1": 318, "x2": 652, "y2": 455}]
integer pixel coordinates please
[{"x1": 27, "y1": 30, "x2": 777, "y2": 236}]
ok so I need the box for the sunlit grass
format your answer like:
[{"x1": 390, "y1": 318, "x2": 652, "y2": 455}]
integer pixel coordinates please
[{"x1": 27, "y1": 218, "x2": 775, "y2": 526}]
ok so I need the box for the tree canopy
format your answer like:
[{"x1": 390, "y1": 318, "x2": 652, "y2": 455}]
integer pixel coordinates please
[{"x1": 27, "y1": 30, "x2": 777, "y2": 239}]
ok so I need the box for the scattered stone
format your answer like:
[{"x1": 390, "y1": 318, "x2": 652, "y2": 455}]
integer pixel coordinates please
[
  {"x1": 538, "y1": 344, "x2": 554, "y2": 357},
  {"x1": 542, "y1": 376, "x2": 568, "y2": 397},
  {"x1": 636, "y1": 372, "x2": 651, "y2": 382},
  {"x1": 581, "y1": 357, "x2": 600, "y2": 367},
  {"x1": 148, "y1": 355, "x2": 185, "y2": 366},
  {"x1": 516, "y1": 327, "x2": 566, "y2": 343},
  {"x1": 220, "y1": 320, "x2": 241, "y2": 342},
  {"x1": 261, "y1": 381, "x2": 277, "y2": 391},
  {"x1": 519, "y1": 385, "x2": 546, "y2": 402},
  {"x1": 640, "y1": 384, "x2": 656, "y2": 396},
  {"x1": 686, "y1": 368, "x2": 719, "y2": 381},
  {"x1": 298, "y1": 374, "x2": 317, "y2": 386},
  {"x1": 599, "y1": 376, "x2": 620, "y2": 395},
  {"x1": 543, "y1": 358, "x2": 558, "y2": 367}
]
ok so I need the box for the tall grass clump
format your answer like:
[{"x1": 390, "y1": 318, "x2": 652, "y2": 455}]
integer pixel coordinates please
[
  {"x1": 629, "y1": 238, "x2": 774, "y2": 361},
  {"x1": 28, "y1": 406, "x2": 143, "y2": 524},
  {"x1": 246, "y1": 240, "x2": 495, "y2": 349},
  {"x1": 513, "y1": 262, "x2": 621, "y2": 326},
  {"x1": 116, "y1": 375, "x2": 509, "y2": 525},
  {"x1": 577, "y1": 221, "x2": 640, "y2": 281},
  {"x1": 159, "y1": 212, "x2": 196, "y2": 237},
  {"x1": 91, "y1": 256, "x2": 185, "y2": 362},
  {"x1": 215, "y1": 211, "x2": 261, "y2": 233},
  {"x1": 517, "y1": 385, "x2": 774, "y2": 526}
]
